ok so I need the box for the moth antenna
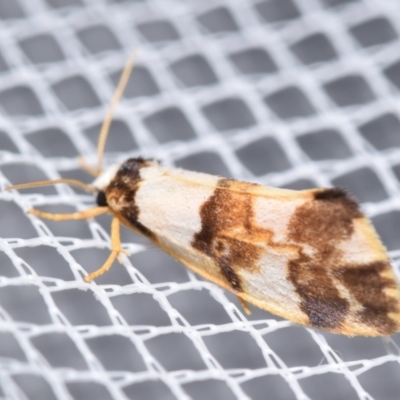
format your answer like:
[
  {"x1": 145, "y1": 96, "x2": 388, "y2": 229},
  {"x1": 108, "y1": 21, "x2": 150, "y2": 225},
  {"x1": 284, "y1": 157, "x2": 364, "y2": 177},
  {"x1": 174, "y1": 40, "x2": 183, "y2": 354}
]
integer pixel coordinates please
[
  {"x1": 96, "y1": 50, "x2": 137, "y2": 175},
  {"x1": 6, "y1": 178, "x2": 95, "y2": 193}
]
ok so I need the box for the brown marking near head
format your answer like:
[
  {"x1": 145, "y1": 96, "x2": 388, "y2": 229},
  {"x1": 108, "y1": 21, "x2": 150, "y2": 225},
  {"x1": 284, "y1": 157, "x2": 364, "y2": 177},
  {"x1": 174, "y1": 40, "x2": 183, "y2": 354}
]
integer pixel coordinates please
[
  {"x1": 288, "y1": 187, "x2": 399, "y2": 332},
  {"x1": 192, "y1": 179, "x2": 272, "y2": 291},
  {"x1": 105, "y1": 158, "x2": 155, "y2": 239},
  {"x1": 336, "y1": 261, "x2": 400, "y2": 335}
]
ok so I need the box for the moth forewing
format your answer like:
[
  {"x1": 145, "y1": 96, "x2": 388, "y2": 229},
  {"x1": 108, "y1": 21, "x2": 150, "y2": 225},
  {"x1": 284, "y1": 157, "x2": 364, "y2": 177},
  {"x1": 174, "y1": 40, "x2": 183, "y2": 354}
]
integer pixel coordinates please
[{"x1": 101, "y1": 159, "x2": 400, "y2": 336}]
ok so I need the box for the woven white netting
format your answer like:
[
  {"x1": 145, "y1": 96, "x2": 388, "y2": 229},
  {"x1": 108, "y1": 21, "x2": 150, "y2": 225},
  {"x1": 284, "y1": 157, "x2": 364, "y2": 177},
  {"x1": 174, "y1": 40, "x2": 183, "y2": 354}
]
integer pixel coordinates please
[{"x1": 0, "y1": 0, "x2": 400, "y2": 399}]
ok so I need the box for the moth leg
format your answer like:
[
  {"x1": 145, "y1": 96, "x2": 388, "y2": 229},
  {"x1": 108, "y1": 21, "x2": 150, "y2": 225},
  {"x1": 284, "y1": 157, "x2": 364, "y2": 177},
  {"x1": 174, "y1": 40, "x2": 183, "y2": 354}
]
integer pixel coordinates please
[
  {"x1": 28, "y1": 206, "x2": 108, "y2": 221},
  {"x1": 84, "y1": 217, "x2": 130, "y2": 282},
  {"x1": 238, "y1": 296, "x2": 252, "y2": 315}
]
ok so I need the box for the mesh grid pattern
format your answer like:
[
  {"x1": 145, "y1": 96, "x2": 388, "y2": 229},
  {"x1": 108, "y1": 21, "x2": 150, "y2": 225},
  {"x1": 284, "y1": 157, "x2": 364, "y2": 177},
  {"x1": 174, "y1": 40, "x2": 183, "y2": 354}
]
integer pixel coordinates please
[{"x1": 0, "y1": 0, "x2": 400, "y2": 399}]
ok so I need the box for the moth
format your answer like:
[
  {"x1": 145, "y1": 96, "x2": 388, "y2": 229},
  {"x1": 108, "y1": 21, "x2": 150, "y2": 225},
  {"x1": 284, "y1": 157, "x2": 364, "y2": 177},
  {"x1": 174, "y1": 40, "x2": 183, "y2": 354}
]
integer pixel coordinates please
[{"x1": 7, "y1": 54, "x2": 400, "y2": 337}]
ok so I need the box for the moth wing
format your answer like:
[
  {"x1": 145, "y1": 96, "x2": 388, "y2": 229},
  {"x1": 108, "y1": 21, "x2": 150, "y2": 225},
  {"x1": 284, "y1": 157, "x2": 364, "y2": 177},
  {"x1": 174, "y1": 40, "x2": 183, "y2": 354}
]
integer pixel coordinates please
[{"x1": 107, "y1": 167, "x2": 400, "y2": 336}]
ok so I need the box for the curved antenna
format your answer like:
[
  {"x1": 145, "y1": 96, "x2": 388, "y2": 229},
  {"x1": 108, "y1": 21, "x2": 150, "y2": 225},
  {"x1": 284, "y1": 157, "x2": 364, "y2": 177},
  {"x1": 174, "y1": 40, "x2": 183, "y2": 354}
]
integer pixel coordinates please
[
  {"x1": 96, "y1": 51, "x2": 137, "y2": 175},
  {"x1": 6, "y1": 179, "x2": 95, "y2": 192}
]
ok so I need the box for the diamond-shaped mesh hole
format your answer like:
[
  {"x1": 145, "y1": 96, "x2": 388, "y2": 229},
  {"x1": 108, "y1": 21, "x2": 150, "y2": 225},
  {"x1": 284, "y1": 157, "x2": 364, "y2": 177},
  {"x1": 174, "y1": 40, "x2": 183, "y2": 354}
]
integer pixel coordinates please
[
  {"x1": 0, "y1": 201, "x2": 37, "y2": 239},
  {"x1": 203, "y1": 330, "x2": 267, "y2": 369},
  {"x1": 110, "y1": 66, "x2": 160, "y2": 98},
  {"x1": 264, "y1": 86, "x2": 316, "y2": 119},
  {"x1": 26, "y1": 127, "x2": 78, "y2": 157},
  {"x1": 331, "y1": 167, "x2": 388, "y2": 203},
  {"x1": 265, "y1": 327, "x2": 324, "y2": 367},
  {"x1": 137, "y1": 20, "x2": 180, "y2": 43},
  {"x1": 170, "y1": 54, "x2": 218, "y2": 87},
  {"x1": 86, "y1": 334, "x2": 146, "y2": 372},
  {"x1": 168, "y1": 289, "x2": 232, "y2": 326},
  {"x1": 283, "y1": 179, "x2": 317, "y2": 190},
  {"x1": 349, "y1": 17, "x2": 398, "y2": 48},
  {"x1": 66, "y1": 382, "x2": 114, "y2": 400},
  {"x1": 0, "y1": 251, "x2": 18, "y2": 278},
  {"x1": 372, "y1": 211, "x2": 400, "y2": 251},
  {"x1": 0, "y1": 131, "x2": 18, "y2": 152},
  {"x1": 175, "y1": 151, "x2": 231, "y2": 177},
  {"x1": 320, "y1": 0, "x2": 360, "y2": 7},
  {"x1": 323, "y1": 75, "x2": 376, "y2": 107},
  {"x1": 255, "y1": 0, "x2": 301, "y2": 23},
  {"x1": 241, "y1": 375, "x2": 297, "y2": 400},
  {"x1": 84, "y1": 119, "x2": 137, "y2": 152},
  {"x1": 52, "y1": 289, "x2": 112, "y2": 326},
  {"x1": 145, "y1": 333, "x2": 207, "y2": 371},
  {"x1": 383, "y1": 60, "x2": 400, "y2": 91},
  {"x1": 45, "y1": 0, "x2": 83, "y2": 9},
  {"x1": 0, "y1": 285, "x2": 52, "y2": 325},
  {"x1": 300, "y1": 372, "x2": 360, "y2": 400},
  {"x1": 296, "y1": 128, "x2": 352, "y2": 160},
  {"x1": 144, "y1": 107, "x2": 196, "y2": 142},
  {"x1": 19, "y1": 34, "x2": 65, "y2": 65},
  {"x1": 358, "y1": 361, "x2": 400, "y2": 400},
  {"x1": 236, "y1": 137, "x2": 291, "y2": 175},
  {"x1": 31, "y1": 332, "x2": 88, "y2": 369},
  {"x1": 12, "y1": 374, "x2": 57, "y2": 400},
  {"x1": 229, "y1": 47, "x2": 278, "y2": 75},
  {"x1": 0, "y1": 1, "x2": 25, "y2": 19},
  {"x1": 0, "y1": 51, "x2": 8, "y2": 72},
  {"x1": 110, "y1": 292, "x2": 172, "y2": 327},
  {"x1": 15, "y1": 245, "x2": 74, "y2": 281},
  {"x1": 323, "y1": 334, "x2": 387, "y2": 362},
  {"x1": 123, "y1": 381, "x2": 175, "y2": 400},
  {"x1": 131, "y1": 249, "x2": 189, "y2": 285},
  {"x1": 77, "y1": 25, "x2": 121, "y2": 54},
  {"x1": 358, "y1": 113, "x2": 400, "y2": 150},
  {"x1": 393, "y1": 164, "x2": 400, "y2": 183},
  {"x1": 0, "y1": 86, "x2": 44, "y2": 116},
  {"x1": 290, "y1": 33, "x2": 338, "y2": 65},
  {"x1": 202, "y1": 98, "x2": 256, "y2": 131},
  {"x1": 197, "y1": 6, "x2": 239, "y2": 33},
  {"x1": 52, "y1": 76, "x2": 101, "y2": 111},
  {"x1": 183, "y1": 380, "x2": 236, "y2": 400},
  {"x1": 0, "y1": 332, "x2": 27, "y2": 362}
]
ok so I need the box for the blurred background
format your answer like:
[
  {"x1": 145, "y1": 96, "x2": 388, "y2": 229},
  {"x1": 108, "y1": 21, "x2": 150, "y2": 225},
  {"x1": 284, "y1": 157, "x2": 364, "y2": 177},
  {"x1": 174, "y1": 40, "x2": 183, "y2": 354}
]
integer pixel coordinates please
[{"x1": 0, "y1": 0, "x2": 400, "y2": 399}]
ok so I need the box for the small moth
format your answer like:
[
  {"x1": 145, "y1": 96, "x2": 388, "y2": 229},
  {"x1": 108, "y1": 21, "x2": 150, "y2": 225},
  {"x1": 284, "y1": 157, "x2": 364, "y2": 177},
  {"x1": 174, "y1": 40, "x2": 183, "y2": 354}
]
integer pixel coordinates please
[{"x1": 7, "y1": 54, "x2": 400, "y2": 337}]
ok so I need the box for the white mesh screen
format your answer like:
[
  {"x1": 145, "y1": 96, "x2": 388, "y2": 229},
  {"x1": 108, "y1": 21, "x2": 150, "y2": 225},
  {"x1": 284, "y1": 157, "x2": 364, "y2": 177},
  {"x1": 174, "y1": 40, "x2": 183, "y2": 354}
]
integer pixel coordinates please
[{"x1": 1, "y1": 0, "x2": 400, "y2": 399}]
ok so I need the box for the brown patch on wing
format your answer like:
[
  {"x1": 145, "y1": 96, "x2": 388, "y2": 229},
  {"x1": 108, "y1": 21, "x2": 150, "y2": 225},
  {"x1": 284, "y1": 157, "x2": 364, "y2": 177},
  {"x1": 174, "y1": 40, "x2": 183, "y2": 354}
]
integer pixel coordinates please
[
  {"x1": 288, "y1": 252, "x2": 349, "y2": 329},
  {"x1": 288, "y1": 187, "x2": 398, "y2": 333},
  {"x1": 336, "y1": 261, "x2": 400, "y2": 335},
  {"x1": 290, "y1": 188, "x2": 360, "y2": 246},
  {"x1": 314, "y1": 188, "x2": 362, "y2": 218},
  {"x1": 192, "y1": 179, "x2": 272, "y2": 292},
  {"x1": 105, "y1": 158, "x2": 154, "y2": 239}
]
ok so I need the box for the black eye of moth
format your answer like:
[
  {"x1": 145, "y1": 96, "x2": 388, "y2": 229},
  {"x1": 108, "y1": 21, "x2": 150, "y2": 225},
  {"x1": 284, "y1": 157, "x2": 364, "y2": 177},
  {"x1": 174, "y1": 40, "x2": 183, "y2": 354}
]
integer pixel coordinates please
[{"x1": 96, "y1": 191, "x2": 108, "y2": 207}]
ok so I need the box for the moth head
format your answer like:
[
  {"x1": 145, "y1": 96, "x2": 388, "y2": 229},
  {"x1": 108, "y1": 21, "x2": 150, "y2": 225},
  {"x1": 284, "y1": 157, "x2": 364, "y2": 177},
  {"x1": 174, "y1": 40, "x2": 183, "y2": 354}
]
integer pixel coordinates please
[{"x1": 92, "y1": 158, "x2": 161, "y2": 207}]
